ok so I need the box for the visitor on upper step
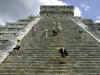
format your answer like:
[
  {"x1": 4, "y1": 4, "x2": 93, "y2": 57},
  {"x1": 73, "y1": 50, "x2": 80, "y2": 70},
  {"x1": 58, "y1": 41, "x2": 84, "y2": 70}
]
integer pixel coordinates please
[
  {"x1": 42, "y1": 29, "x2": 48, "y2": 40},
  {"x1": 32, "y1": 26, "x2": 37, "y2": 32},
  {"x1": 78, "y1": 29, "x2": 86, "y2": 39},
  {"x1": 52, "y1": 25, "x2": 63, "y2": 36},
  {"x1": 79, "y1": 29, "x2": 83, "y2": 34},
  {"x1": 52, "y1": 27, "x2": 58, "y2": 36},
  {"x1": 32, "y1": 26, "x2": 37, "y2": 36},
  {"x1": 56, "y1": 25, "x2": 63, "y2": 33}
]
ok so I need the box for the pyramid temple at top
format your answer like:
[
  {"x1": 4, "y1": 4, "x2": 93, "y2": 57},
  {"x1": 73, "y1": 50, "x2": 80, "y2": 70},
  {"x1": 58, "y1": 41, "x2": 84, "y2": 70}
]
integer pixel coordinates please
[{"x1": 0, "y1": 5, "x2": 100, "y2": 75}]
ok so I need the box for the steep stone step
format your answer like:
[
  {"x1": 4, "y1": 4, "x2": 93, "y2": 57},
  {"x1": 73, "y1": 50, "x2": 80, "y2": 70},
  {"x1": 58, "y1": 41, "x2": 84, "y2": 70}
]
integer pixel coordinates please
[
  {"x1": 6, "y1": 56, "x2": 100, "y2": 61},
  {"x1": 46, "y1": 43, "x2": 98, "y2": 47},
  {"x1": 0, "y1": 63, "x2": 72, "y2": 67},
  {"x1": 0, "y1": 70, "x2": 75, "y2": 74},
  {"x1": 0, "y1": 66, "x2": 71, "y2": 70},
  {"x1": 22, "y1": 53, "x2": 100, "y2": 57},
  {"x1": 23, "y1": 48, "x2": 100, "y2": 51},
  {"x1": 48, "y1": 46, "x2": 99, "y2": 50}
]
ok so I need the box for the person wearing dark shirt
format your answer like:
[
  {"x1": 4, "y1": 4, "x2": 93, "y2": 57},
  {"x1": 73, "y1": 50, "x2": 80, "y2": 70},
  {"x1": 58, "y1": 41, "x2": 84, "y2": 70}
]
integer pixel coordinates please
[
  {"x1": 52, "y1": 29, "x2": 58, "y2": 36},
  {"x1": 59, "y1": 47, "x2": 68, "y2": 58},
  {"x1": 13, "y1": 40, "x2": 21, "y2": 55}
]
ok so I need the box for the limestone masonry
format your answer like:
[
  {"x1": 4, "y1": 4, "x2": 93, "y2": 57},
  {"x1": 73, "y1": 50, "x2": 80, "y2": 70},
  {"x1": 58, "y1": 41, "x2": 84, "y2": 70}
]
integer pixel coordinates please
[{"x1": 0, "y1": 5, "x2": 100, "y2": 75}]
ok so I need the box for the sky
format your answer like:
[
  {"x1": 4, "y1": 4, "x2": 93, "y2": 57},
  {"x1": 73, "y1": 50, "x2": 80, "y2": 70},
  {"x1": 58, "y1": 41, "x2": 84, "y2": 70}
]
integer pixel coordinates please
[
  {"x1": 0, "y1": 0, "x2": 99, "y2": 25},
  {"x1": 63, "y1": 0, "x2": 100, "y2": 22}
]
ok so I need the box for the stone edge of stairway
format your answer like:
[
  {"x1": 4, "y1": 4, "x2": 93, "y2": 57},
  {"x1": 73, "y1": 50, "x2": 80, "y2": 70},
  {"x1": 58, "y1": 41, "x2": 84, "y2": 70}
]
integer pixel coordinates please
[{"x1": 0, "y1": 17, "x2": 41, "y2": 64}]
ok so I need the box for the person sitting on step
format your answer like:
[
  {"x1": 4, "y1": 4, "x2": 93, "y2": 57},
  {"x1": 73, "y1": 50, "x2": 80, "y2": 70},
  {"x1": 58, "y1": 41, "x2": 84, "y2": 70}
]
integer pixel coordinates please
[
  {"x1": 13, "y1": 39, "x2": 21, "y2": 55},
  {"x1": 57, "y1": 47, "x2": 68, "y2": 64},
  {"x1": 58, "y1": 47, "x2": 68, "y2": 58}
]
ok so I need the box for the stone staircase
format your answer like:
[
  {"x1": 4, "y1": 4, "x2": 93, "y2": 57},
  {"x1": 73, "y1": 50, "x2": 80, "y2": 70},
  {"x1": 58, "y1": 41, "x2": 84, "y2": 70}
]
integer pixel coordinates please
[
  {"x1": 0, "y1": 6, "x2": 100, "y2": 75},
  {"x1": 0, "y1": 16, "x2": 37, "y2": 64},
  {"x1": 0, "y1": 18, "x2": 32, "y2": 57},
  {"x1": 0, "y1": 15, "x2": 100, "y2": 75}
]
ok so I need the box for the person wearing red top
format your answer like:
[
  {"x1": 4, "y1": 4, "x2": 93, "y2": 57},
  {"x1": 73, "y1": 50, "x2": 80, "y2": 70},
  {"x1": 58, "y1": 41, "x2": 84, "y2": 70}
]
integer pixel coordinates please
[
  {"x1": 32, "y1": 26, "x2": 37, "y2": 36},
  {"x1": 32, "y1": 26, "x2": 37, "y2": 32}
]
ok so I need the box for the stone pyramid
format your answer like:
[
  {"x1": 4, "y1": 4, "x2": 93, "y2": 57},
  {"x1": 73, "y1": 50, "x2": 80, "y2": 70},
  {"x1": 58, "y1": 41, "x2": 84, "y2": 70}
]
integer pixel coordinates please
[{"x1": 0, "y1": 5, "x2": 100, "y2": 75}]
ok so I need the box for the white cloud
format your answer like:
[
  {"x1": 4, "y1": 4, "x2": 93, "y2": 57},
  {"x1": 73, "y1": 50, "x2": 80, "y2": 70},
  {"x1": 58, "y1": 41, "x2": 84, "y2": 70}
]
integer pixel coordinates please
[
  {"x1": 95, "y1": 20, "x2": 100, "y2": 23},
  {"x1": 40, "y1": 0, "x2": 67, "y2": 6},
  {"x1": 81, "y1": 4, "x2": 90, "y2": 11},
  {"x1": 0, "y1": 19, "x2": 5, "y2": 26},
  {"x1": 0, "y1": 0, "x2": 67, "y2": 25},
  {"x1": 0, "y1": 0, "x2": 82, "y2": 25},
  {"x1": 20, "y1": 0, "x2": 41, "y2": 16},
  {"x1": 74, "y1": 7, "x2": 82, "y2": 17},
  {"x1": 96, "y1": 16, "x2": 100, "y2": 20},
  {"x1": 0, "y1": 0, "x2": 41, "y2": 25},
  {"x1": 95, "y1": 16, "x2": 100, "y2": 23}
]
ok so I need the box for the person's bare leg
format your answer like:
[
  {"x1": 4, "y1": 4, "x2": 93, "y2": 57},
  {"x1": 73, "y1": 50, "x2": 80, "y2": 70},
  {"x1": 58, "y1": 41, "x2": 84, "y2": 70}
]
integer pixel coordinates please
[
  {"x1": 19, "y1": 49, "x2": 23, "y2": 56},
  {"x1": 16, "y1": 50, "x2": 18, "y2": 56},
  {"x1": 21, "y1": 50, "x2": 23, "y2": 56},
  {"x1": 14, "y1": 49, "x2": 16, "y2": 56}
]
